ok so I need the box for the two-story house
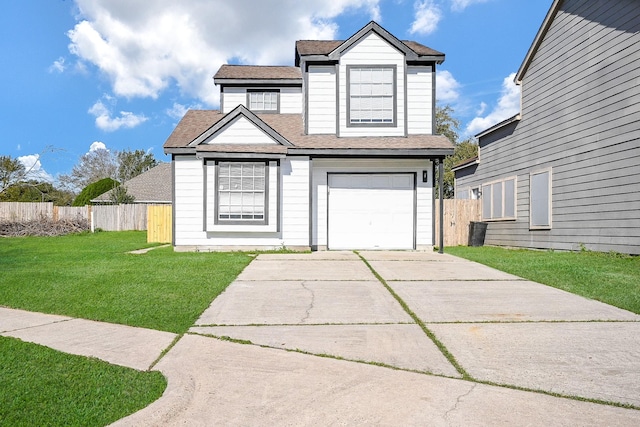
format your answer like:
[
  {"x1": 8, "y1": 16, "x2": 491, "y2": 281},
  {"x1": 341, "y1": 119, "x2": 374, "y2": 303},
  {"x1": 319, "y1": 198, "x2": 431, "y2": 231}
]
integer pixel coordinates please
[
  {"x1": 164, "y1": 21, "x2": 453, "y2": 251},
  {"x1": 454, "y1": 0, "x2": 640, "y2": 255}
]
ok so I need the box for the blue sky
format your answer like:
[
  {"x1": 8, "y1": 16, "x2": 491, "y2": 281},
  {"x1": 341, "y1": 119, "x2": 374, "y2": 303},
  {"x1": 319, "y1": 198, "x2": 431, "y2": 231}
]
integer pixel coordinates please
[{"x1": 1, "y1": 0, "x2": 550, "y2": 183}]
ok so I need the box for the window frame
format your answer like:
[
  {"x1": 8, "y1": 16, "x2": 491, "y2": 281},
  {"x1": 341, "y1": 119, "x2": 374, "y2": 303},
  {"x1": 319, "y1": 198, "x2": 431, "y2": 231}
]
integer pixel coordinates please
[
  {"x1": 246, "y1": 89, "x2": 280, "y2": 113},
  {"x1": 346, "y1": 65, "x2": 397, "y2": 127},
  {"x1": 214, "y1": 161, "x2": 269, "y2": 226},
  {"x1": 529, "y1": 168, "x2": 552, "y2": 230},
  {"x1": 481, "y1": 176, "x2": 517, "y2": 221}
]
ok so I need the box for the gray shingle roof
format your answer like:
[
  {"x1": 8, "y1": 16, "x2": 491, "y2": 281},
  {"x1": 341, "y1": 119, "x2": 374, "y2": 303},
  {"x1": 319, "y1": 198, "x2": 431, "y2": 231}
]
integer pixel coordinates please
[
  {"x1": 214, "y1": 65, "x2": 302, "y2": 81},
  {"x1": 295, "y1": 40, "x2": 444, "y2": 58},
  {"x1": 164, "y1": 110, "x2": 454, "y2": 153},
  {"x1": 92, "y1": 163, "x2": 172, "y2": 203}
]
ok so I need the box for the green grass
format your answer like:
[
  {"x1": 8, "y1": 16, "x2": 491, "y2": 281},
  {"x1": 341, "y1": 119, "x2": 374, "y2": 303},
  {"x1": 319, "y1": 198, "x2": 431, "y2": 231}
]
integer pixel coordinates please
[
  {"x1": 446, "y1": 246, "x2": 640, "y2": 314},
  {"x1": 0, "y1": 336, "x2": 166, "y2": 427},
  {"x1": 0, "y1": 231, "x2": 253, "y2": 334}
]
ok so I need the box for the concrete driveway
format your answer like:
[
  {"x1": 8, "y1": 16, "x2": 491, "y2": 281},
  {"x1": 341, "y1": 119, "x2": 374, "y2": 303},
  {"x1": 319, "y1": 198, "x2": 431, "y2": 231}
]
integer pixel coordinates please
[
  {"x1": 3, "y1": 250, "x2": 638, "y2": 425},
  {"x1": 111, "y1": 250, "x2": 640, "y2": 426}
]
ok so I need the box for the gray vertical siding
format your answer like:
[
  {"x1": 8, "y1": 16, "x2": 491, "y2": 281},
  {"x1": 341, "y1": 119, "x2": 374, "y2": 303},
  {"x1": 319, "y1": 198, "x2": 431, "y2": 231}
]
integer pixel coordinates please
[{"x1": 456, "y1": 0, "x2": 640, "y2": 254}]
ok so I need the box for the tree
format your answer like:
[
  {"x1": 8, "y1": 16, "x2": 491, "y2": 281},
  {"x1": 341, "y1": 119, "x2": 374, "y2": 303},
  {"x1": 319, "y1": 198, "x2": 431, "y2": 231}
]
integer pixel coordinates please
[
  {"x1": 0, "y1": 180, "x2": 74, "y2": 205},
  {"x1": 59, "y1": 148, "x2": 117, "y2": 192},
  {"x1": 435, "y1": 105, "x2": 479, "y2": 198},
  {"x1": 116, "y1": 149, "x2": 158, "y2": 182},
  {"x1": 0, "y1": 156, "x2": 26, "y2": 195},
  {"x1": 60, "y1": 148, "x2": 157, "y2": 192}
]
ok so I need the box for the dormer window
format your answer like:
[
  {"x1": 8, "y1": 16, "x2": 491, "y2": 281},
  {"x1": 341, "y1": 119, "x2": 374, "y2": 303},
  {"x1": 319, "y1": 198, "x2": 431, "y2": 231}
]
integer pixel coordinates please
[
  {"x1": 247, "y1": 89, "x2": 280, "y2": 113},
  {"x1": 347, "y1": 65, "x2": 396, "y2": 126}
]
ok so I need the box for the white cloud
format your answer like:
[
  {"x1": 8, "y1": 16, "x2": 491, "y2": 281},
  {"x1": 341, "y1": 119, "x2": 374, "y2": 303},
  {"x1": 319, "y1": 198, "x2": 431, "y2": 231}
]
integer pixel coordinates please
[
  {"x1": 410, "y1": 0, "x2": 442, "y2": 35},
  {"x1": 450, "y1": 0, "x2": 490, "y2": 12},
  {"x1": 435, "y1": 70, "x2": 461, "y2": 103},
  {"x1": 88, "y1": 99, "x2": 148, "y2": 132},
  {"x1": 465, "y1": 72, "x2": 520, "y2": 136},
  {"x1": 166, "y1": 102, "x2": 203, "y2": 121},
  {"x1": 68, "y1": 0, "x2": 382, "y2": 106},
  {"x1": 49, "y1": 57, "x2": 66, "y2": 73},
  {"x1": 18, "y1": 155, "x2": 54, "y2": 183},
  {"x1": 89, "y1": 141, "x2": 107, "y2": 152}
]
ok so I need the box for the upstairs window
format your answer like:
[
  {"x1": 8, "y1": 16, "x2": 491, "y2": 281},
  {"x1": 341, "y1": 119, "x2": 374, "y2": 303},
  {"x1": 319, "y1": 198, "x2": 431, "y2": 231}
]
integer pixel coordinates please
[
  {"x1": 216, "y1": 162, "x2": 267, "y2": 224},
  {"x1": 247, "y1": 90, "x2": 279, "y2": 113},
  {"x1": 347, "y1": 66, "x2": 396, "y2": 126}
]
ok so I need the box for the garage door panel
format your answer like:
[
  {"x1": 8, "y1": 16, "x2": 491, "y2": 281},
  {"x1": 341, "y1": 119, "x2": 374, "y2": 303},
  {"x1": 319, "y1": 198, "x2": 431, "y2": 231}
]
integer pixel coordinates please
[{"x1": 328, "y1": 174, "x2": 415, "y2": 250}]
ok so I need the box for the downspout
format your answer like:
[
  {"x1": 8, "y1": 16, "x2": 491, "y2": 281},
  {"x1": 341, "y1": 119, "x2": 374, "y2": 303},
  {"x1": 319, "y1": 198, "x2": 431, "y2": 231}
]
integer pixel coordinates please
[{"x1": 438, "y1": 158, "x2": 444, "y2": 254}]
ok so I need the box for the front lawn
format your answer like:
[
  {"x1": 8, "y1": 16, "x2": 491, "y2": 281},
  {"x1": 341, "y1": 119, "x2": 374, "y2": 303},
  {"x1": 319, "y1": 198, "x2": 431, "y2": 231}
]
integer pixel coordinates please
[
  {"x1": 446, "y1": 246, "x2": 640, "y2": 314},
  {"x1": 0, "y1": 231, "x2": 253, "y2": 334},
  {"x1": 0, "y1": 336, "x2": 166, "y2": 427}
]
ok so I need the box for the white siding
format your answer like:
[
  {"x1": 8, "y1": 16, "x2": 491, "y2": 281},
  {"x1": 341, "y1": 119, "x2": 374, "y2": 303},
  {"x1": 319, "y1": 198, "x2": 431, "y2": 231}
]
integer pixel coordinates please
[
  {"x1": 311, "y1": 158, "x2": 433, "y2": 249},
  {"x1": 280, "y1": 87, "x2": 303, "y2": 114},
  {"x1": 222, "y1": 88, "x2": 246, "y2": 113},
  {"x1": 174, "y1": 156, "x2": 205, "y2": 246},
  {"x1": 281, "y1": 157, "x2": 310, "y2": 246},
  {"x1": 407, "y1": 66, "x2": 433, "y2": 134},
  {"x1": 307, "y1": 65, "x2": 337, "y2": 134},
  {"x1": 221, "y1": 87, "x2": 301, "y2": 114},
  {"x1": 338, "y1": 33, "x2": 406, "y2": 137},
  {"x1": 202, "y1": 117, "x2": 276, "y2": 145},
  {"x1": 173, "y1": 156, "x2": 290, "y2": 250}
]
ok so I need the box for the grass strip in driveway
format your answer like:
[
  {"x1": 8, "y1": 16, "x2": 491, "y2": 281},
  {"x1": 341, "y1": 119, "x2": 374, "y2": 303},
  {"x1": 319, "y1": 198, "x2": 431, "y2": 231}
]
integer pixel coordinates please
[
  {"x1": 0, "y1": 336, "x2": 166, "y2": 427},
  {"x1": 0, "y1": 231, "x2": 253, "y2": 334},
  {"x1": 356, "y1": 252, "x2": 469, "y2": 379},
  {"x1": 446, "y1": 246, "x2": 640, "y2": 315}
]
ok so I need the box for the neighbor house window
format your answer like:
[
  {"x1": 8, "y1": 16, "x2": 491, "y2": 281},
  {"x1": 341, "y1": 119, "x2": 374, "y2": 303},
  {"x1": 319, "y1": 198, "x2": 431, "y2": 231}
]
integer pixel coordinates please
[
  {"x1": 247, "y1": 90, "x2": 279, "y2": 113},
  {"x1": 347, "y1": 66, "x2": 396, "y2": 126},
  {"x1": 530, "y1": 168, "x2": 552, "y2": 229},
  {"x1": 482, "y1": 176, "x2": 517, "y2": 221},
  {"x1": 216, "y1": 162, "x2": 267, "y2": 223}
]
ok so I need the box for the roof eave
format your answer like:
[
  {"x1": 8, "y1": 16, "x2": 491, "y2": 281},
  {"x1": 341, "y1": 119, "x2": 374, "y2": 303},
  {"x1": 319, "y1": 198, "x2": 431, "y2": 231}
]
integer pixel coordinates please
[
  {"x1": 475, "y1": 114, "x2": 521, "y2": 139},
  {"x1": 515, "y1": 0, "x2": 562, "y2": 84},
  {"x1": 214, "y1": 78, "x2": 302, "y2": 86},
  {"x1": 288, "y1": 148, "x2": 454, "y2": 157}
]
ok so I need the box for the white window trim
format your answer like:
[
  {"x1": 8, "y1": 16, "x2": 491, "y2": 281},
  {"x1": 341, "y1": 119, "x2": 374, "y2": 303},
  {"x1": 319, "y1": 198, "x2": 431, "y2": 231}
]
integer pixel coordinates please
[
  {"x1": 529, "y1": 168, "x2": 552, "y2": 230},
  {"x1": 247, "y1": 89, "x2": 280, "y2": 113},
  {"x1": 215, "y1": 161, "x2": 268, "y2": 225},
  {"x1": 481, "y1": 176, "x2": 517, "y2": 221}
]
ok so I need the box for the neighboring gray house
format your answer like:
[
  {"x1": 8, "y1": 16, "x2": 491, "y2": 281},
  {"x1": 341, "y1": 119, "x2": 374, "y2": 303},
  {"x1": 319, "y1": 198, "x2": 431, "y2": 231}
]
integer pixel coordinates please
[
  {"x1": 91, "y1": 163, "x2": 172, "y2": 204},
  {"x1": 454, "y1": 0, "x2": 640, "y2": 254},
  {"x1": 164, "y1": 21, "x2": 453, "y2": 251}
]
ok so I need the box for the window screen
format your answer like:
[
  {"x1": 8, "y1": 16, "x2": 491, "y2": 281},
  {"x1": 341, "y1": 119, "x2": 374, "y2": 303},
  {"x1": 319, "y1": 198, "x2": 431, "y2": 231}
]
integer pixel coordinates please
[
  {"x1": 349, "y1": 67, "x2": 395, "y2": 125},
  {"x1": 248, "y1": 91, "x2": 278, "y2": 112},
  {"x1": 482, "y1": 177, "x2": 517, "y2": 220},
  {"x1": 217, "y1": 162, "x2": 266, "y2": 222},
  {"x1": 530, "y1": 170, "x2": 551, "y2": 228}
]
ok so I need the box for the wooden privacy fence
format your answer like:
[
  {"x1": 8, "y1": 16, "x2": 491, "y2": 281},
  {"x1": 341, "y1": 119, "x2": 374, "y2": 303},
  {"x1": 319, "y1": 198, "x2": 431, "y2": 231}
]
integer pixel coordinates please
[
  {"x1": 0, "y1": 202, "x2": 87, "y2": 222},
  {"x1": 0, "y1": 202, "x2": 171, "y2": 234},
  {"x1": 435, "y1": 199, "x2": 482, "y2": 247},
  {"x1": 147, "y1": 205, "x2": 172, "y2": 243}
]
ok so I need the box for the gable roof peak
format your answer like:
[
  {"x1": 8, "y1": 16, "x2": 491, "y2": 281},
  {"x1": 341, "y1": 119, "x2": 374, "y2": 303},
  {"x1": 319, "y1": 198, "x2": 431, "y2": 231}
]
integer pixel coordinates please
[
  {"x1": 328, "y1": 20, "x2": 418, "y2": 60},
  {"x1": 189, "y1": 104, "x2": 292, "y2": 147}
]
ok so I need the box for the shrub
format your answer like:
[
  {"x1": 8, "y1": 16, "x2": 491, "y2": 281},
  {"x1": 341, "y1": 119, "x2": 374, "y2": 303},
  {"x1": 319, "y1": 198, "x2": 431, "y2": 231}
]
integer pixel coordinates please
[{"x1": 72, "y1": 178, "x2": 119, "y2": 206}]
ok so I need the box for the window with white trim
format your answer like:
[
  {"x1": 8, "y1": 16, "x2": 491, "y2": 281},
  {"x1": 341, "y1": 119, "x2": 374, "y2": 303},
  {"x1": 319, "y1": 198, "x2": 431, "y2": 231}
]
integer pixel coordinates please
[
  {"x1": 247, "y1": 90, "x2": 279, "y2": 113},
  {"x1": 347, "y1": 66, "x2": 395, "y2": 126},
  {"x1": 216, "y1": 162, "x2": 266, "y2": 223},
  {"x1": 481, "y1": 176, "x2": 517, "y2": 221},
  {"x1": 530, "y1": 168, "x2": 552, "y2": 229}
]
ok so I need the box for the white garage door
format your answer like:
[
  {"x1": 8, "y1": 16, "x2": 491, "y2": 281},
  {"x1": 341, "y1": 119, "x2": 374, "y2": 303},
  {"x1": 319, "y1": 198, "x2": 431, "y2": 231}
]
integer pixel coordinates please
[{"x1": 328, "y1": 174, "x2": 415, "y2": 250}]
